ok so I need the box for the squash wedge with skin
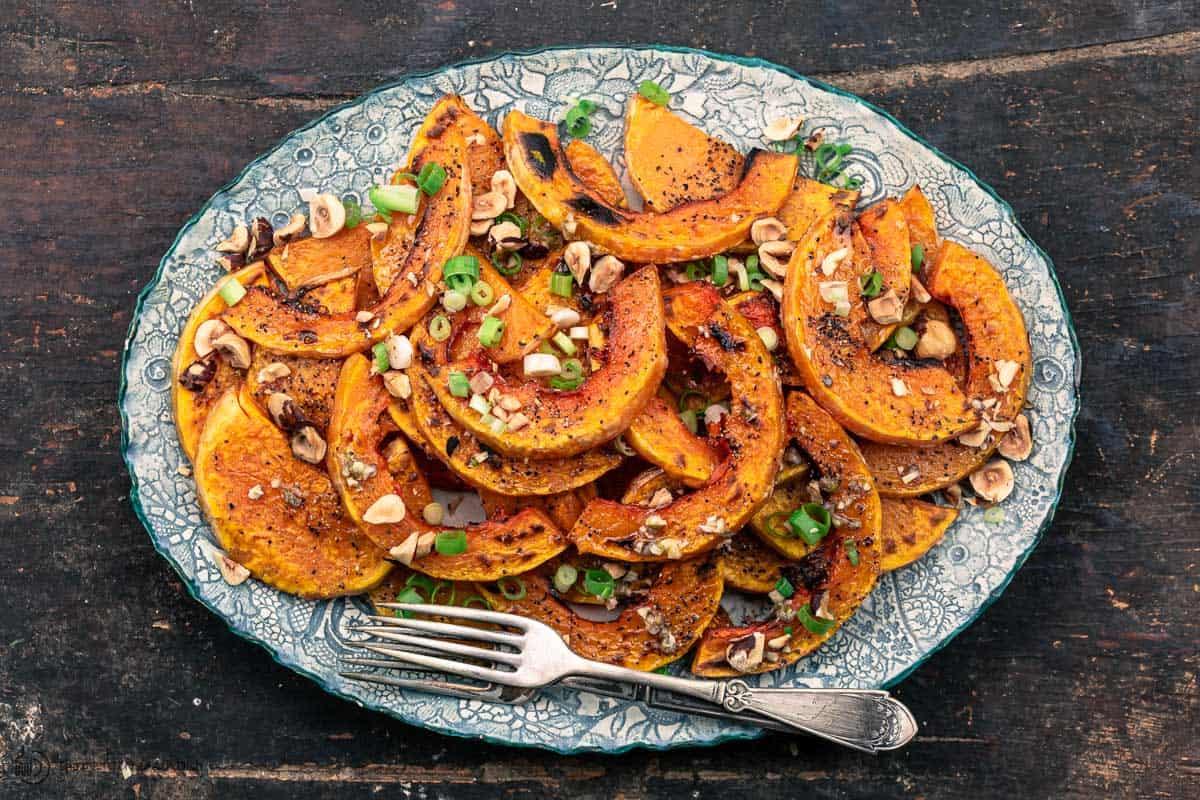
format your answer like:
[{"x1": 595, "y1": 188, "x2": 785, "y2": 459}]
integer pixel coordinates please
[
  {"x1": 565, "y1": 139, "x2": 627, "y2": 207},
  {"x1": 426, "y1": 265, "x2": 667, "y2": 458},
  {"x1": 625, "y1": 393, "x2": 721, "y2": 488},
  {"x1": 728, "y1": 291, "x2": 802, "y2": 386},
  {"x1": 754, "y1": 392, "x2": 881, "y2": 561},
  {"x1": 446, "y1": 248, "x2": 555, "y2": 364},
  {"x1": 623, "y1": 94, "x2": 744, "y2": 212},
  {"x1": 502, "y1": 109, "x2": 797, "y2": 263},
  {"x1": 880, "y1": 497, "x2": 958, "y2": 572},
  {"x1": 482, "y1": 557, "x2": 723, "y2": 671},
  {"x1": 781, "y1": 208, "x2": 976, "y2": 445},
  {"x1": 244, "y1": 273, "x2": 358, "y2": 432},
  {"x1": 897, "y1": 184, "x2": 939, "y2": 259},
  {"x1": 690, "y1": 391, "x2": 881, "y2": 677},
  {"x1": 859, "y1": 241, "x2": 1032, "y2": 496},
  {"x1": 570, "y1": 283, "x2": 784, "y2": 561},
  {"x1": 270, "y1": 226, "x2": 374, "y2": 291},
  {"x1": 719, "y1": 533, "x2": 793, "y2": 594},
  {"x1": 478, "y1": 484, "x2": 597, "y2": 532},
  {"x1": 405, "y1": 349, "x2": 623, "y2": 496},
  {"x1": 326, "y1": 354, "x2": 568, "y2": 581},
  {"x1": 777, "y1": 177, "x2": 858, "y2": 242},
  {"x1": 223, "y1": 98, "x2": 472, "y2": 357},
  {"x1": 173, "y1": 263, "x2": 267, "y2": 461},
  {"x1": 194, "y1": 387, "x2": 391, "y2": 597}
]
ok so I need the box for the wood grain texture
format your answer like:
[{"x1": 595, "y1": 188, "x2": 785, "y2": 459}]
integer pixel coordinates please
[{"x1": 0, "y1": 2, "x2": 1197, "y2": 798}]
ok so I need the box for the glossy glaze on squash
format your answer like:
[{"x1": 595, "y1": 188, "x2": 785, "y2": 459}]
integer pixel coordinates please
[
  {"x1": 194, "y1": 387, "x2": 391, "y2": 597},
  {"x1": 728, "y1": 290, "x2": 802, "y2": 386},
  {"x1": 880, "y1": 497, "x2": 958, "y2": 572},
  {"x1": 623, "y1": 94, "x2": 744, "y2": 212},
  {"x1": 478, "y1": 484, "x2": 596, "y2": 532},
  {"x1": 482, "y1": 557, "x2": 723, "y2": 671},
  {"x1": 690, "y1": 391, "x2": 881, "y2": 676},
  {"x1": 269, "y1": 226, "x2": 374, "y2": 291},
  {"x1": 172, "y1": 263, "x2": 267, "y2": 461},
  {"x1": 565, "y1": 139, "x2": 627, "y2": 207},
  {"x1": 625, "y1": 392, "x2": 721, "y2": 488},
  {"x1": 405, "y1": 351, "x2": 623, "y2": 496},
  {"x1": 859, "y1": 241, "x2": 1031, "y2": 496},
  {"x1": 570, "y1": 283, "x2": 784, "y2": 561},
  {"x1": 426, "y1": 265, "x2": 667, "y2": 458},
  {"x1": 781, "y1": 208, "x2": 976, "y2": 445},
  {"x1": 503, "y1": 109, "x2": 797, "y2": 263},
  {"x1": 326, "y1": 354, "x2": 568, "y2": 581},
  {"x1": 223, "y1": 97, "x2": 472, "y2": 357}
]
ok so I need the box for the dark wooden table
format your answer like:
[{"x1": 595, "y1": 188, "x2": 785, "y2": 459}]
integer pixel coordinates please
[{"x1": 1, "y1": 2, "x2": 1196, "y2": 797}]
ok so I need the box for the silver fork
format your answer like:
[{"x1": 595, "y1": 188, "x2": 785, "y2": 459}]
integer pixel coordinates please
[{"x1": 343, "y1": 603, "x2": 917, "y2": 752}]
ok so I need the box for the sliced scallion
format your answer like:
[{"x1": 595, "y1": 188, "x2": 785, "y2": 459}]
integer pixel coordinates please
[
  {"x1": 370, "y1": 184, "x2": 419, "y2": 215},
  {"x1": 553, "y1": 564, "x2": 579, "y2": 593},
  {"x1": 371, "y1": 341, "x2": 390, "y2": 373},
  {"x1": 447, "y1": 371, "x2": 470, "y2": 397},
  {"x1": 218, "y1": 278, "x2": 246, "y2": 306},
  {"x1": 477, "y1": 315, "x2": 505, "y2": 348},
  {"x1": 429, "y1": 314, "x2": 452, "y2": 342},
  {"x1": 583, "y1": 568, "x2": 615, "y2": 599},
  {"x1": 787, "y1": 503, "x2": 832, "y2": 545},
  {"x1": 497, "y1": 576, "x2": 527, "y2": 600},
  {"x1": 638, "y1": 80, "x2": 671, "y2": 106},
  {"x1": 435, "y1": 530, "x2": 468, "y2": 556}
]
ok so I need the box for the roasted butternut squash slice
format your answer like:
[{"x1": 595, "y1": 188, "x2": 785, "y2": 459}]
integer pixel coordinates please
[
  {"x1": 405, "y1": 354, "x2": 623, "y2": 496},
  {"x1": 194, "y1": 387, "x2": 391, "y2": 597},
  {"x1": 880, "y1": 497, "x2": 958, "y2": 572},
  {"x1": 565, "y1": 139, "x2": 626, "y2": 207},
  {"x1": 728, "y1": 290, "x2": 802, "y2": 386},
  {"x1": 445, "y1": 247, "x2": 555, "y2": 365},
  {"x1": 857, "y1": 199, "x2": 913, "y2": 306},
  {"x1": 691, "y1": 392, "x2": 881, "y2": 676},
  {"x1": 482, "y1": 557, "x2": 723, "y2": 671},
  {"x1": 172, "y1": 263, "x2": 268, "y2": 461},
  {"x1": 781, "y1": 208, "x2": 975, "y2": 445},
  {"x1": 859, "y1": 241, "x2": 1031, "y2": 496},
  {"x1": 570, "y1": 283, "x2": 784, "y2": 561},
  {"x1": 778, "y1": 177, "x2": 858, "y2": 241},
  {"x1": 326, "y1": 354, "x2": 568, "y2": 581},
  {"x1": 720, "y1": 533, "x2": 793, "y2": 594},
  {"x1": 623, "y1": 94, "x2": 744, "y2": 212},
  {"x1": 426, "y1": 265, "x2": 667, "y2": 458},
  {"x1": 625, "y1": 393, "x2": 720, "y2": 487},
  {"x1": 502, "y1": 109, "x2": 797, "y2": 263},
  {"x1": 897, "y1": 184, "x2": 939, "y2": 259},
  {"x1": 478, "y1": 484, "x2": 597, "y2": 532},
  {"x1": 754, "y1": 392, "x2": 881, "y2": 560},
  {"x1": 269, "y1": 226, "x2": 374, "y2": 291},
  {"x1": 223, "y1": 97, "x2": 472, "y2": 357}
]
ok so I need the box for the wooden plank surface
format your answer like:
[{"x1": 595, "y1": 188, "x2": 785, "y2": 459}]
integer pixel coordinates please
[{"x1": 0, "y1": 2, "x2": 1197, "y2": 798}]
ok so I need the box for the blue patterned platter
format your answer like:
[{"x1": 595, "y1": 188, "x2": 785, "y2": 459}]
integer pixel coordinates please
[{"x1": 120, "y1": 45, "x2": 1079, "y2": 753}]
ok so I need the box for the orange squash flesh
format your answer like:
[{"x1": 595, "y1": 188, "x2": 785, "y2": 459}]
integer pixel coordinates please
[
  {"x1": 897, "y1": 184, "x2": 939, "y2": 259},
  {"x1": 478, "y1": 484, "x2": 596, "y2": 532},
  {"x1": 172, "y1": 263, "x2": 267, "y2": 461},
  {"x1": 728, "y1": 290, "x2": 802, "y2": 386},
  {"x1": 427, "y1": 265, "x2": 668, "y2": 459},
  {"x1": 623, "y1": 94, "x2": 744, "y2": 212},
  {"x1": 880, "y1": 497, "x2": 958, "y2": 572},
  {"x1": 625, "y1": 393, "x2": 721, "y2": 487},
  {"x1": 405, "y1": 354, "x2": 623, "y2": 496},
  {"x1": 754, "y1": 392, "x2": 882, "y2": 564},
  {"x1": 482, "y1": 557, "x2": 723, "y2": 671},
  {"x1": 194, "y1": 387, "x2": 392, "y2": 598},
  {"x1": 781, "y1": 208, "x2": 976, "y2": 445},
  {"x1": 720, "y1": 533, "x2": 792, "y2": 594},
  {"x1": 690, "y1": 392, "x2": 881, "y2": 676},
  {"x1": 503, "y1": 109, "x2": 797, "y2": 263},
  {"x1": 570, "y1": 283, "x2": 784, "y2": 561},
  {"x1": 860, "y1": 241, "x2": 1031, "y2": 496},
  {"x1": 223, "y1": 97, "x2": 472, "y2": 357},
  {"x1": 326, "y1": 354, "x2": 568, "y2": 581},
  {"x1": 446, "y1": 246, "x2": 555, "y2": 365},
  {"x1": 778, "y1": 177, "x2": 858, "y2": 241},
  {"x1": 565, "y1": 139, "x2": 627, "y2": 207},
  {"x1": 269, "y1": 226, "x2": 374, "y2": 291},
  {"x1": 857, "y1": 199, "x2": 912, "y2": 306}
]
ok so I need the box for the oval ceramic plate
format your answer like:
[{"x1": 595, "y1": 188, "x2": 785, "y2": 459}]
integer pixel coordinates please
[{"x1": 120, "y1": 46, "x2": 1079, "y2": 753}]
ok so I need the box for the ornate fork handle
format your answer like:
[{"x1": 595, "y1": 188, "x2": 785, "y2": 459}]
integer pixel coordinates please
[{"x1": 581, "y1": 662, "x2": 918, "y2": 753}]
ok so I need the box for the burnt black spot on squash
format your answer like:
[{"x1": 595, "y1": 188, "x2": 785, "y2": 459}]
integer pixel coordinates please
[
  {"x1": 520, "y1": 132, "x2": 557, "y2": 179},
  {"x1": 565, "y1": 195, "x2": 621, "y2": 226}
]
